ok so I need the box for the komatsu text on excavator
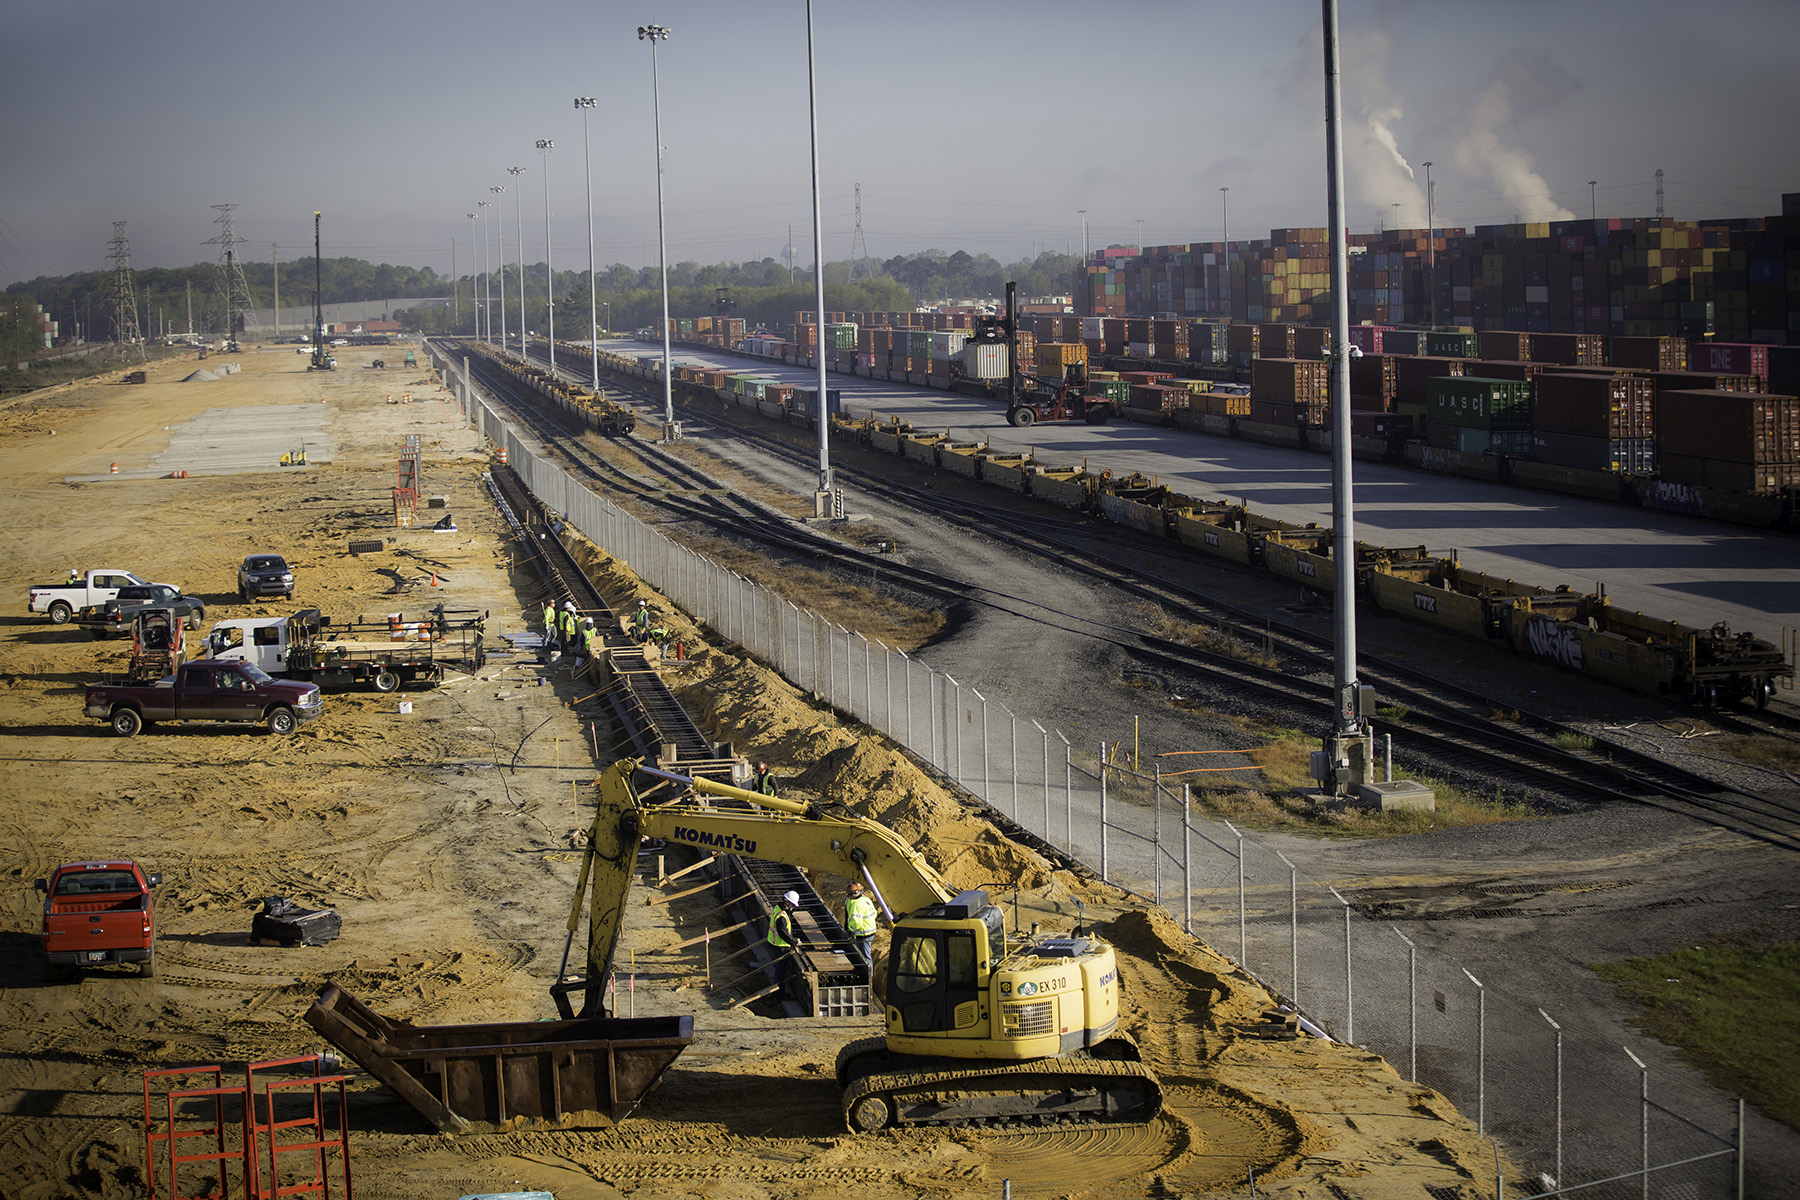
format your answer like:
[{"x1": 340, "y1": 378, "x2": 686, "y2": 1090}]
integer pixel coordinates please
[{"x1": 558, "y1": 757, "x2": 1162, "y2": 1131}]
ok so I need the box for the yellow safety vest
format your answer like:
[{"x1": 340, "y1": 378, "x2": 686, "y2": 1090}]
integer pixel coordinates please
[
  {"x1": 767, "y1": 907, "x2": 793, "y2": 949},
  {"x1": 845, "y1": 894, "x2": 877, "y2": 937}
]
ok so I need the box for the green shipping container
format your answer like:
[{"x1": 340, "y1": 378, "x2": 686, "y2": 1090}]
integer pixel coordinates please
[
  {"x1": 824, "y1": 323, "x2": 859, "y2": 351},
  {"x1": 1087, "y1": 380, "x2": 1130, "y2": 403},
  {"x1": 1427, "y1": 376, "x2": 1531, "y2": 430},
  {"x1": 1426, "y1": 330, "x2": 1477, "y2": 358}
]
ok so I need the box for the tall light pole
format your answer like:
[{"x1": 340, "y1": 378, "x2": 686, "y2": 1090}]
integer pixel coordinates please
[
  {"x1": 491, "y1": 185, "x2": 507, "y2": 349},
  {"x1": 639, "y1": 23, "x2": 675, "y2": 433},
  {"x1": 477, "y1": 200, "x2": 493, "y2": 342},
  {"x1": 1133, "y1": 218, "x2": 1145, "y2": 252},
  {"x1": 1078, "y1": 209, "x2": 1088, "y2": 260},
  {"x1": 1589, "y1": 180, "x2": 1597, "y2": 222},
  {"x1": 1422, "y1": 160, "x2": 1434, "y2": 329},
  {"x1": 1220, "y1": 187, "x2": 1230, "y2": 317},
  {"x1": 466, "y1": 212, "x2": 479, "y2": 335},
  {"x1": 803, "y1": 0, "x2": 831, "y2": 506},
  {"x1": 1321, "y1": 0, "x2": 1363, "y2": 777},
  {"x1": 536, "y1": 139, "x2": 556, "y2": 371},
  {"x1": 575, "y1": 96, "x2": 600, "y2": 393},
  {"x1": 508, "y1": 166, "x2": 525, "y2": 351}
]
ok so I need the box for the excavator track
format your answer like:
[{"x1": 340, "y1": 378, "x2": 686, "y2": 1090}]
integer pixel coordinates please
[{"x1": 837, "y1": 1039, "x2": 1161, "y2": 1132}]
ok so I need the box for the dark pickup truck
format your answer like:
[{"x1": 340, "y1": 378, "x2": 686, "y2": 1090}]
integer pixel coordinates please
[
  {"x1": 79, "y1": 584, "x2": 206, "y2": 638},
  {"x1": 85, "y1": 658, "x2": 324, "y2": 736},
  {"x1": 35, "y1": 860, "x2": 160, "y2": 980}
]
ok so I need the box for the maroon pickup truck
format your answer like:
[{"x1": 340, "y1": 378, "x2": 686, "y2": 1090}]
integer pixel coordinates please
[
  {"x1": 85, "y1": 658, "x2": 324, "y2": 736},
  {"x1": 35, "y1": 860, "x2": 161, "y2": 980}
]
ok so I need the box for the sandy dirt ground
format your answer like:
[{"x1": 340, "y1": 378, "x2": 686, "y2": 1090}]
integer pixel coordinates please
[{"x1": 0, "y1": 347, "x2": 1506, "y2": 1199}]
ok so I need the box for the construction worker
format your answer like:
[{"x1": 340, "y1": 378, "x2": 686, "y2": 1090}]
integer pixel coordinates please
[
  {"x1": 647, "y1": 622, "x2": 670, "y2": 646},
  {"x1": 767, "y1": 890, "x2": 800, "y2": 990},
  {"x1": 751, "y1": 761, "x2": 780, "y2": 797},
  {"x1": 633, "y1": 599, "x2": 651, "y2": 640},
  {"x1": 844, "y1": 881, "x2": 878, "y2": 974},
  {"x1": 65, "y1": 568, "x2": 79, "y2": 585},
  {"x1": 558, "y1": 602, "x2": 579, "y2": 656},
  {"x1": 542, "y1": 599, "x2": 558, "y2": 650},
  {"x1": 582, "y1": 617, "x2": 602, "y2": 660}
]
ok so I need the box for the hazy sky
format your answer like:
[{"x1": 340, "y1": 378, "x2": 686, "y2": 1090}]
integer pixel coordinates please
[{"x1": 3, "y1": 0, "x2": 1796, "y2": 286}]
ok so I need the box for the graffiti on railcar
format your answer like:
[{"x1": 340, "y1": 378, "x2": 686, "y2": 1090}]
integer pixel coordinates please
[{"x1": 1523, "y1": 616, "x2": 1583, "y2": 669}]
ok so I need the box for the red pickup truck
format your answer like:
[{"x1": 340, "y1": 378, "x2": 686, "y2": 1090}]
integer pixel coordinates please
[{"x1": 34, "y1": 861, "x2": 161, "y2": 980}]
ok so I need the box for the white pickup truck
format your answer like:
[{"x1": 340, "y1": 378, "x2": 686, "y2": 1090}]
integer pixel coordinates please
[{"x1": 28, "y1": 569, "x2": 177, "y2": 624}]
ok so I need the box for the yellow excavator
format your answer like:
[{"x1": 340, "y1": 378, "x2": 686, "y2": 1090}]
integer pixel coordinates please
[{"x1": 556, "y1": 757, "x2": 1161, "y2": 1132}]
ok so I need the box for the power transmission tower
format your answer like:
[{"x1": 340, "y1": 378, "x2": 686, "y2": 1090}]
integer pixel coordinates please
[
  {"x1": 848, "y1": 182, "x2": 874, "y2": 282},
  {"x1": 1655, "y1": 168, "x2": 1665, "y2": 219},
  {"x1": 204, "y1": 203, "x2": 260, "y2": 344},
  {"x1": 106, "y1": 221, "x2": 145, "y2": 361}
]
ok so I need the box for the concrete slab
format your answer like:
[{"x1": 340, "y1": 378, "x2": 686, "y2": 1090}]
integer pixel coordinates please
[
  {"x1": 62, "y1": 404, "x2": 336, "y2": 482},
  {"x1": 1354, "y1": 780, "x2": 1436, "y2": 812}
]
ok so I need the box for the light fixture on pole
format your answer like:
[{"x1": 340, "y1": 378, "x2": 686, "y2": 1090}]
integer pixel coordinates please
[
  {"x1": 507, "y1": 167, "x2": 526, "y2": 350},
  {"x1": 466, "y1": 212, "x2": 479, "y2": 335},
  {"x1": 536, "y1": 139, "x2": 555, "y2": 371},
  {"x1": 491, "y1": 185, "x2": 507, "y2": 348},
  {"x1": 803, "y1": 0, "x2": 831, "y2": 509},
  {"x1": 575, "y1": 96, "x2": 601, "y2": 393},
  {"x1": 1422, "y1": 160, "x2": 1434, "y2": 329},
  {"x1": 638, "y1": 23, "x2": 675, "y2": 434},
  {"x1": 1589, "y1": 179, "x2": 1597, "y2": 222},
  {"x1": 477, "y1": 200, "x2": 493, "y2": 342}
]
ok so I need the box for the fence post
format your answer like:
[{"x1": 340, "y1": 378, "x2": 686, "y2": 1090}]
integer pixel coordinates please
[
  {"x1": 1329, "y1": 886, "x2": 1352, "y2": 1044},
  {"x1": 1464, "y1": 968, "x2": 1486, "y2": 1136},
  {"x1": 863, "y1": 633, "x2": 871, "y2": 724},
  {"x1": 1736, "y1": 1097, "x2": 1746, "y2": 1200},
  {"x1": 1181, "y1": 785, "x2": 1192, "y2": 935},
  {"x1": 1395, "y1": 928, "x2": 1417, "y2": 1082},
  {"x1": 948, "y1": 675, "x2": 962, "y2": 786},
  {"x1": 1539, "y1": 1008, "x2": 1562, "y2": 1189},
  {"x1": 794, "y1": 603, "x2": 802, "y2": 690},
  {"x1": 973, "y1": 688, "x2": 989, "y2": 805},
  {"x1": 1061, "y1": 733, "x2": 1072, "y2": 848},
  {"x1": 900, "y1": 650, "x2": 912, "y2": 750},
  {"x1": 1224, "y1": 820, "x2": 1245, "y2": 966},
  {"x1": 1008, "y1": 711, "x2": 1018, "y2": 821},
  {"x1": 1153, "y1": 764, "x2": 1163, "y2": 906},
  {"x1": 928, "y1": 668, "x2": 939, "y2": 769},
  {"x1": 1098, "y1": 743, "x2": 1109, "y2": 884},
  {"x1": 1623, "y1": 1046, "x2": 1648, "y2": 1200},
  {"x1": 1031, "y1": 721, "x2": 1048, "y2": 841},
  {"x1": 1274, "y1": 849, "x2": 1303, "y2": 1007}
]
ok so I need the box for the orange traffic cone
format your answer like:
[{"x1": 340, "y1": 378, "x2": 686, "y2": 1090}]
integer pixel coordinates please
[{"x1": 430, "y1": 572, "x2": 439, "y2": 588}]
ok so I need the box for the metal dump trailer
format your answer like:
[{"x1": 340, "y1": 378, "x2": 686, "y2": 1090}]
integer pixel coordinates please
[{"x1": 304, "y1": 984, "x2": 693, "y2": 1134}]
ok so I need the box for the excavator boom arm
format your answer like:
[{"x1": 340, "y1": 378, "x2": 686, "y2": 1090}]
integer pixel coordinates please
[{"x1": 573, "y1": 758, "x2": 952, "y2": 1013}]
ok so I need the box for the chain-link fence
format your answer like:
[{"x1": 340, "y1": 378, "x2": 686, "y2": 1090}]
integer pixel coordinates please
[{"x1": 446, "y1": 354, "x2": 1748, "y2": 1198}]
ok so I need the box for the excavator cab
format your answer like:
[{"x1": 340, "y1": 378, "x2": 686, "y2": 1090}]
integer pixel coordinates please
[{"x1": 887, "y1": 892, "x2": 1001, "y2": 1036}]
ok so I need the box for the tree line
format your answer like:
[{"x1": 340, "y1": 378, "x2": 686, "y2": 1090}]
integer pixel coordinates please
[{"x1": 5, "y1": 247, "x2": 1081, "y2": 344}]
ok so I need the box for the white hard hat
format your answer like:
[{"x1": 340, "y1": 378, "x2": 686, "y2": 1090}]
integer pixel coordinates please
[
  {"x1": 563, "y1": 600, "x2": 575, "y2": 610},
  {"x1": 782, "y1": 891, "x2": 800, "y2": 907},
  {"x1": 638, "y1": 599, "x2": 647, "y2": 606},
  {"x1": 583, "y1": 617, "x2": 594, "y2": 626}
]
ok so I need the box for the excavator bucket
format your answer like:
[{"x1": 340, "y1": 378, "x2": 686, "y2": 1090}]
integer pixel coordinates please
[{"x1": 303, "y1": 984, "x2": 692, "y2": 1134}]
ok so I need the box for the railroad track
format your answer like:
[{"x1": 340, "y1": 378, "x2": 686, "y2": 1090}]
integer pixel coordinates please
[
  {"x1": 480, "y1": 451, "x2": 862, "y2": 1004},
  {"x1": 480, "y1": 340, "x2": 1800, "y2": 851}
]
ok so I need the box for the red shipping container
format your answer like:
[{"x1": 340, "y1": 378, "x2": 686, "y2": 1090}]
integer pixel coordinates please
[
  {"x1": 1688, "y1": 342, "x2": 1769, "y2": 385},
  {"x1": 1656, "y1": 391, "x2": 1800, "y2": 464}
]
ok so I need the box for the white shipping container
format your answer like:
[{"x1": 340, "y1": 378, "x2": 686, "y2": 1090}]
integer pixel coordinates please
[
  {"x1": 928, "y1": 331, "x2": 968, "y2": 361},
  {"x1": 1080, "y1": 316, "x2": 1104, "y2": 338},
  {"x1": 961, "y1": 342, "x2": 1009, "y2": 380},
  {"x1": 1127, "y1": 342, "x2": 1156, "y2": 359},
  {"x1": 1525, "y1": 285, "x2": 1550, "y2": 304}
]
